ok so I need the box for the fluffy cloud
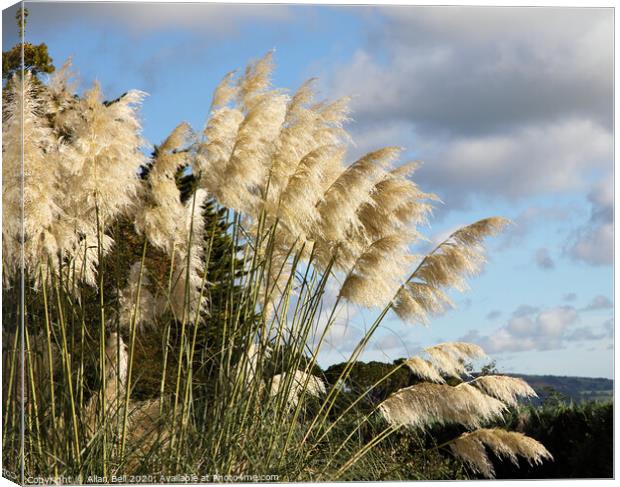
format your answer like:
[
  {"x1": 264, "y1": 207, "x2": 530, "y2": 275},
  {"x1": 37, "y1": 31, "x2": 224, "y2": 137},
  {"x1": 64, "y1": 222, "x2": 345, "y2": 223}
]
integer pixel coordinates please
[
  {"x1": 498, "y1": 205, "x2": 574, "y2": 250},
  {"x1": 24, "y1": 3, "x2": 292, "y2": 36},
  {"x1": 323, "y1": 7, "x2": 612, "y2": 210},
  {"x1": 535, "y1": 248, "x2": 555, "y2": 270},
  {"x1": 486, "y1": 310, "x2": 502, "y2": 321},
  {"x1": 333, "y1": 7, "x2": 612, "y2": 135},
  {"x1": 371, "y1": 333, "x2": 416, "y2": 353},
  {"x1": 462, "y1": 302, "x2": 612, "y2": 353},
  {"x1": 563, "y1": 292, "x2": 578, "y2": 302},
  {"x1": 323, "y1": 322, "x2": 363, "y2": 352},
  {"x1": 512, "y1": 304, "x2": 539, "y2": 318},
  {"x1": 583, "y1": 295, "x2": 613, "y2": 311},
  {"x1": 565, "y1": 327, "x2": 608, "y2": 342},
  {"x1": 566, "y1": 179, "x2": 613, "y2": 266},
  {"x1": 344, "y1": 117, "x2": 611, "y2": 210}
]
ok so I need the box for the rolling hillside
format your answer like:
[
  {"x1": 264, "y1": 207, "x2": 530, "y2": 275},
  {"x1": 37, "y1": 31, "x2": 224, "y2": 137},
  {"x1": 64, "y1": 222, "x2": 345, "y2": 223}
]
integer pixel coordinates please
[{"x1": 504, "y1": 373, "x2": 613, "y2": 404}]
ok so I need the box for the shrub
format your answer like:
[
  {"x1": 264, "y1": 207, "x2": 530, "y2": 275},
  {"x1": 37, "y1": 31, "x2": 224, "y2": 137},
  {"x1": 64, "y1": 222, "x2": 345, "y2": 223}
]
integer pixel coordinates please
[{"x1": 492, "y1": 401, "x2": 613, "y2": 479}]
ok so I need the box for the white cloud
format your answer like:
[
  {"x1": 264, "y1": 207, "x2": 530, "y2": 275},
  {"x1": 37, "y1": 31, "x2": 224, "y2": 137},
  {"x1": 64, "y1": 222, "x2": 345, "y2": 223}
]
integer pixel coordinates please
[
  {"x1": 535, "y1": 248, "x2": 555, "y2": 270},
  {"x1": 566, "y1": 178, "x2": 613, "y2": 266},
  {"x1": 463, "y1": 304, "x2": 592, "y2": 353},
  {"x1": 583, "y1": 295, "x2": 613, "y2": 311},
  {"x1": 512, "y1": 304, "x2": 539, "y2": 318},
  {"x1": 371, "y1": 333, "x2": 410, "y2": 352},
  {"x1": 322, "y1": 7, "x2": 612, "y2": 211},
  {"x1": 568, "y1": 223, "x2": 613, "y2": 266},
  {"x1": 499, "y1": 205, "x2": 573, "y2": 249},
  {"x1": 537, "y1": 307, "x2": 577, "y2": 338},
  {"x1": 506, "y1": 315, "x2": 537, "y2": 338},
  {"x1": 328, "y1": 7, "x2": 612, "y2": 134},
  {"x1": 413, "y1": 119, "x2": 610, "y2": 208},
  {"x1": 486, "y1": 310, "x2": 502, "y2": 321},
  {"x1": 27, "y1": 3, "x2": 292, "y2": 36}
]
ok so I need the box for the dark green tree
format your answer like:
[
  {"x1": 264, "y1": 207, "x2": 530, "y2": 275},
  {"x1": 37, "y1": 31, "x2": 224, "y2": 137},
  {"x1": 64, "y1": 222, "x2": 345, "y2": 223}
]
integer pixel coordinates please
[{"x1": 2, "y1": 7, "x2": 55, "y2": 81}]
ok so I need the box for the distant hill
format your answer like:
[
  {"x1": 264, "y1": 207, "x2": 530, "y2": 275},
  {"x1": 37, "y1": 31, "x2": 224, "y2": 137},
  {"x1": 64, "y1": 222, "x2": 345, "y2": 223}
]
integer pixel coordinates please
[
  {"x1": 324, "y1": 360, "x2": 614, "y2": 406},
  {"x1": 503, "y1": 373, "x2": 613, "y2": 405}
]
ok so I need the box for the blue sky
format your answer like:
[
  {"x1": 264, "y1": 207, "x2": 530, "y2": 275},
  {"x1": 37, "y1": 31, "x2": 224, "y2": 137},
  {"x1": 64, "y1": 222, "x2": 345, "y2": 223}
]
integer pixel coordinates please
[{"x1": 3, "y1": 2, "x2": 614, "y2": 378}]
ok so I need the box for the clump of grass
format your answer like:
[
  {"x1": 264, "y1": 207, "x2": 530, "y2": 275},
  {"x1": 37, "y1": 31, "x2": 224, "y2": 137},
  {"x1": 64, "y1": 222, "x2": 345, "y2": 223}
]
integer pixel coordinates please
[{"x1": 2, "y1": 53, "x2": 551, "y2": 482}]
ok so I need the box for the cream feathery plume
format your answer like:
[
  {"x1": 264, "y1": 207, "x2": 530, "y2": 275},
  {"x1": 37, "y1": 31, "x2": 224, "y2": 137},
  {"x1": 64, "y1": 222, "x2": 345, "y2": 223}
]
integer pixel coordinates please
[
  {"x1": 199, "y1": 106, "x2": 245, "y2": 194},
  {"x1": 419, "y1": 218, "x2": 509, "y2": 289},
  {"x1": 266, "y1": 91, "x2": 351, "y2": 247},
  {"x1": 358, "y1": 161, "x2": 438, "y2": 242},
  {"x1": 168, "y1": 188, "x2": 208, "y2": 322},
  {"x1": 270, "y1": 370, "x2": 326, "y2": 408},
  {"x1": 159, "y1": 121, "x2": 192, "y2": 154},
  {"x1": 339, "y1": 233, "x2": 414, "y2": 307},
  {"x1": 449, "y1": 428, "x2": 553, "y2": 478},
  {"x1": 472, "y1": 375, "x2": 537, "y2": 407},
  {"x1": 276, "y1": 145, "x2": 346, "y2": 241},
  {"x1": 64, "y1": 228, "x2": 114, "y2": 287},
  {"x1": 449, "y1": 429, "x2": 495, "y2": 478},
  {"x1": 119, "y1": 262, "x2": 157, "y2": 333},
  {"x1": 404, "y1": 356, "x2": 445, "y2": 384},
  {"x1": 199, "y1": 70, "x2": 244, "y2": 191},
  {"x1": 311, "y1": 97, "x2": 351, "y2": 165},
  {"x1": 267, "y1": 79, "x2": 321, "y2": 204},
  {"x1": 317, "y1": 147, "x2": 401, "y2": 248},
  {"x1": 314, "y1": 96, "x2": 352, "y2": 128},
  {"x1": 287, "y1": 78, "x2": 317, "y2": 119},
  {"x1": 330, "y1": 161, "x2": 434, "y2": 304},
  {"x1": 135, "y1": 123, "x2": 191, "y2": 253},
  {"x1": 393, "y1": 282, "x2": 454, "y2": 325},
  {"x1": 237, "y1": 50, "x2": 275, "y2": 110},
  {"x1": 378, "y1": 382, "x2": 506, "y2": 430},
  {"x1": 211, "y1": 70, "x2": 239, "y2": 109},
  {"x1": 202, "y1": 54, "x2": 278, "y2": 202},
  {"x1": 46, "y1": 58, "x2": 80, "y2": 122},
  {"x1": 393, "y1": 217, "x2": 509, "y2": 323},
  {"x1": 216, "y1": 91, "x2": 289, "y2": 212},
  {"x1": 424, "y1": 342, "x2": 486, "y2": 379},
  {"x1": 267, "y1": 82, "x2": 350, "y2": 208},
  {"x1": 2, "y1": 73, "x2": 63, "y2": 282},
  {"x1": 57, "y1": 81, "x2": 147, "y2": 224},
  {"x1": 46, "y1": 81, "x2": 148, "y2": 287}
]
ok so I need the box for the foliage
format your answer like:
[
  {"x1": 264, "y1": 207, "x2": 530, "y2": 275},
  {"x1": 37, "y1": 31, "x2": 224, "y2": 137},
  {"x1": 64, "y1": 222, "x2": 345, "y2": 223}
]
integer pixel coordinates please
[
  {"x1": 492, "y1": 401, "x2": 613, "y2": 479},
  {"x1": 2, "y1": 42, "x2": 55, "y2": 81},
  {"x1": 324, "y1": 360, "x2": 412, "y2": 408},
  {"x1": 2, "y1": 8, "x2": 55, "y2": 81}
]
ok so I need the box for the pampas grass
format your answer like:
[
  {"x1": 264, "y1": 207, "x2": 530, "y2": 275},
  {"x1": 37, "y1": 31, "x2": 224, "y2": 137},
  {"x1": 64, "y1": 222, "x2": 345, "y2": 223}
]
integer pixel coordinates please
[
  {"x1": 449, "y1": 428, "x2": 552, "y2": 478},
  {"x1": 270, "y1": 370, "x2": 326, "y2": 408},
  {"x1": 2, "y1": 73, "x2": 63, "y2": 283},
  {"x1": 424, "y1": 342, "x2": 486, "y2": 378},
  {"x1": 379, "y1": 380, "x2": 508, "y2": 430},
  {"x1": 471, "y1": 375, "x2": 538, "y2": 407},
  {"x1": 1, "y1": 51, "x2": 550, "y2": 482},
  {"x1": 394, "y1": 218, "x2": 509, "y2": 324},
  {"x1": 404, "y1": 356, "x2": 446, "y2": 384}
]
